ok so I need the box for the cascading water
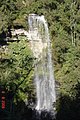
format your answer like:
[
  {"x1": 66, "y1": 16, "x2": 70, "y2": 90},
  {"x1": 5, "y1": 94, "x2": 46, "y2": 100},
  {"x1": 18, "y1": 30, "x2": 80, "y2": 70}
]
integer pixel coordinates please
[{"x1": 28, "y1": 14, "x2": 56, "y2": 113}]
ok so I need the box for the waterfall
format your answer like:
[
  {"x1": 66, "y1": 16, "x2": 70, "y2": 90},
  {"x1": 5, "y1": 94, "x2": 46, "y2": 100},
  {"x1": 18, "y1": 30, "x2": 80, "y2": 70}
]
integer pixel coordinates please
[{"x1": 28, "y1": 14, "x2": 56, "y2": 112}]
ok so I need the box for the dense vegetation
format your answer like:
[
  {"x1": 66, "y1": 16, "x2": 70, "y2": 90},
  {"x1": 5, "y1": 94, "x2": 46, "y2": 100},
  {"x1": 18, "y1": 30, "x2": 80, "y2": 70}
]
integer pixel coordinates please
[{"x1": 0, "y1": 0, "x2": 80, "y2": 120}]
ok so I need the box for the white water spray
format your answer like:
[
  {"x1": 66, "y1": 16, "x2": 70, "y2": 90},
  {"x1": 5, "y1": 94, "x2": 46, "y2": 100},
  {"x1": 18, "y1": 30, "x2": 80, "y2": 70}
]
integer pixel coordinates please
[{"x1": 28, "y1": 14, "x2": 56, "y2": 111}]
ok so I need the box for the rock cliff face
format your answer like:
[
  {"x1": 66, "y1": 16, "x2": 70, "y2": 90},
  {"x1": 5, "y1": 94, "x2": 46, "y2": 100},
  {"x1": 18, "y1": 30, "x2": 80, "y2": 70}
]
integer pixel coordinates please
[
  {"x1": 29, "y1": 40, "x2": 47, "y2": 59},
  {"x1": 0, "y1": 28, "x2": 47, "y2": 61},
  {"x1": 28, "y1": 30, "x2": 47, "y2": 59},
  {"x1": 11, "y1": 29, "x2": 47, "y2": 59}
]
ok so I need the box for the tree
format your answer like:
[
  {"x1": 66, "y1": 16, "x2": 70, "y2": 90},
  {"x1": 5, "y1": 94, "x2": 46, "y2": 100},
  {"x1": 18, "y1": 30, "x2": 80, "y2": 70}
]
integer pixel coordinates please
[
  {"x1": 0, "y1": 38, "x2": 35, "y2": 103},
  {"x1": 51, "y1": 0, "x2": 80, "y2": 98}
]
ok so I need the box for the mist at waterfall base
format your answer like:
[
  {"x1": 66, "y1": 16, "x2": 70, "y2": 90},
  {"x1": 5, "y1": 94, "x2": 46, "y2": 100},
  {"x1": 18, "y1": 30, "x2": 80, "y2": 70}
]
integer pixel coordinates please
[{"x1": 27, "y1": 14, "x2": 56, "y2": 120}]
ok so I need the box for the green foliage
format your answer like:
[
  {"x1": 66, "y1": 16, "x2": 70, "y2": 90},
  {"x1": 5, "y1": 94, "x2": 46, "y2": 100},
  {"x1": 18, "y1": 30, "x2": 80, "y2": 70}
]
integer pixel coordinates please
[
  {"x1": 51, "y1": 0, "x2": 80, "y2": 99},
  {"x1": 0, "y1": 0, "x2": 80, "y2": 109},
  {"x1": 0, "y1": 39, "x2": 35, "y2": 103}
]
